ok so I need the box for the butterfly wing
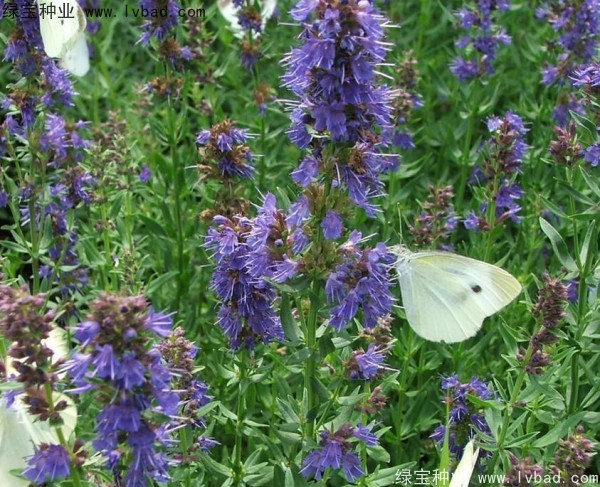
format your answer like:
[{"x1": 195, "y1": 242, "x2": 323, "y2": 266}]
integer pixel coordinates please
[
  {"x1": 0, "y1": 399, "x2": 34, "y2": 487},
  {"x1": 449, "y1": 440, "x2": 480, "y2": 487},
  {"x1": 261, "y1": 0, "x2": 277, "y2": 21},
  {"x1": 217, "y1": 0, "x2": 243, "y2": 37},
  {"x1": 38, "y1": 0, "x2": 87, "y2": 58},
  {"x1": 397, "y1": 251, "x2": 521, "y2": 343},
  {"x1": 59, "y1": 32, "x2": 90, "y2": 76}
]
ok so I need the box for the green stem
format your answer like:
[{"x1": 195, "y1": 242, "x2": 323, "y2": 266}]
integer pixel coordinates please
[
  {"x1": 304, "y1": 278, "x2": 320, "y2": 441},
  {"x1": 456, "y1": 81, "x2": 480, "y2": 209},
  {"x1": 28, "y1": 198, "x2": 40, "y2": 294},
  {"x1": 179, "y1": 426, "x2": 191, "y2": 487},
  {"x1": 488, "y1": 346, "x2": 534, "y2": 471},
  {"x1": 100, "y1": 201, "x2": 113, "y2": 291},
  {"x1": 43, "y1": 383, "x2": 82, "y2": 487},
  {"x1": 234, "y1": 350, "x2": 247, "y2": 484},
  {"x1": 415, "y1": 0, "x2": 432, "y2": 59},
  {"x1": 165, "y1": 94, "x2": 185, "y2": 312}
]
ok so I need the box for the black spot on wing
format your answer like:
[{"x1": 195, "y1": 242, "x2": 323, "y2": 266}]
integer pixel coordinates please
[{"x1": 471, "y1": 284, "x2": 482, "y2": 293}]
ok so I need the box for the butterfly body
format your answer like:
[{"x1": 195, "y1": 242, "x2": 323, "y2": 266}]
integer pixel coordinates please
[
  {"x1": 38, "y1": 0, "x2": 89, "y2": 76},
  {"x1": 391, "y1": 245, "x2": 521, "y2": 343}
]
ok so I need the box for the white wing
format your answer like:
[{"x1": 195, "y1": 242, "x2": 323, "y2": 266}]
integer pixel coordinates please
[
  {"x1": 261, "y1": 0, "x2": 277, "y2": 20},
  {"x1": 397, "y1": 250, "x2": 521, "y2": 343},
  {"x1": 38, "y1": 0, "x2": 87, "y2": 58},
  {"x1": 59, "y1": 32, "x2": 90, "y2": 76},
  {"x1": 449, "y1": 440, "x2": 480, "y2": 487},
  {"x1": 0, "y1": 398, "x2": 32, "y2": 487}
]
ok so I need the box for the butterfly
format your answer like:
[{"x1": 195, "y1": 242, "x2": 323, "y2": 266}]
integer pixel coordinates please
[
  {"x1": 449, "y1": 440, "x2": 480, "y2": 487},
  {"x1": 37, "y1": 0, "x2": 90, "y2": 76},
  {"x1": 217, "y1": 0, "x2": 277, "y2": 39},
  {"x1": 390, "y1": 245, "x2": 522, "y2": 343}
]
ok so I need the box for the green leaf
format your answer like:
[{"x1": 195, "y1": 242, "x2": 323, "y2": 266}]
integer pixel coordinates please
[
  {"x1": 280, "y1": 293, "x2": 300, "y2": 346},
  {"x1": 366, "y1": 445, "x2": 391, "y2": 463},
  {"x1": 532, "y1": 413, "x2": 587, "y2": 448},
  {"x1": 539, "y1": 217, "x2": 578, "y2": 272}
]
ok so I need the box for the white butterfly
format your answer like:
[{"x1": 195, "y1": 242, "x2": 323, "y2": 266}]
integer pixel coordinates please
[
  {"x1": 449, "y1": 439, "x2": 480, "y2": 487},
  {"x1": 217, "y1": 0, "x2": 277, "y2": 39},
  {"x1": 391, "y1": 246, "x2": 521, "y2": 343},
  {"x1": 37, "y1": 0, "x2": 90, "y2": 76}
]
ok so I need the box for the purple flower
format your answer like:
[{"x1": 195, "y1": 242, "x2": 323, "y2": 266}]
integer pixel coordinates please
[
  {"x1": 539, "y1": 0, "x2": 599, "y2": 87},
  {"x1": 572, "y1": 62, "x2": 600, "y2": 90},
  {"x1": 451, "y1": 1, "x2": 512, "y2": 81},
  {"x1": 301, "y1": 423, "x2": 379, "y2": 482},
  {"x1": 351, "y1": 344, "x2": 387, "y2": 380},
  {"x1": 196, "y1": 120, "x2": 255, "y2": 179},
  {"x1": 23, "y1": 444, "x2": 71, "y2": 484},
  {"x1": 286, "y1": 196, "x2": 311, "y2": 227},
  {"x1": 431, "y1": 376, "x2": 494, "y2": 458},
  {"x1": 321, "y1": 210, "x2": 343, "y2": 240},
  {"x1": 139, "y1": 164, "x2": 152, "y2": 182},
  {"x1": 62, "y1": 294, "x2": 187, "y2": 484},
  {"x1": 205, "y1": 212, "x2": 284, "y2": 349},
  {"x1": 584, "y1": 143, "x2": 600, "y2": 167},
  {"x1": 326, "y1": 236, "x2": 394, "y2": 331},
  {"x1": 282, "y1": 0, "x2": 397, "y2": 214},
  {"x1": 139, "y1": 0, "x2": 181, "y2": 44},
  {"x1": 466, "y1": 111, "x2": 528, "y2": 230},
  {"x1": 565, "y1": 279, "x2": 579, "y2": 303},
  {"x1": 0, "y1": 190, "x2": 9, "y2": 207}
]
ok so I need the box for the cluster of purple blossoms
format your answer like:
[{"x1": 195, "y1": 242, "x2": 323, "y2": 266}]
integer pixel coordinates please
[
  {"x1": 138, "y1": 0, "x2": 181, "y2": 44},
  {"x1": 22, "y1": 443, "x2": 72, "y2": 484},
  {"x1": 465, "y1": 111, "x2": 528, "y2": 231},
  {"x1": 1, "y1": 7, "x2": 95, "y2": 297},
  {"x1": 0, "y1": 285, "x2": 58, "y2": 413},
  {"x1": 572, "y1": 62, "x2": 600, "y2": 95},
  {"x1": 157, "y1": 327, "x2": 218, "y2": 459},
  {"x1": 388, "y1": 51, "x2": 423, "y2": 150},
  {"x1": 431, "y1": 375, "x2": 494, "y2": 458},
  {"x1": 410, "y1": 185, "x2": 458, "y2": 247},
  {"x1": 537, "y1": 1, "x2": 600, "y2": 125},
  {"x1": 206, "y1": 190, "x2": 396, "y2": 346},
  {"x1": 504, "y1": 455, "x2": 544, "y2": 486},
  {"x1": 2, "y1": 5, "x2": 76, "y2": 124},
  {"x1": 326, "y1": 231, "x2": 394, "y2": 331},
  {"x1": 345, "y1": 317, "x2": 394, "y2": 380},
  {"x1": 61, "y1": 294, "x2": 187, "y2": 486},
  {"x1": 537, "y1": 1, "x2": 599, "y2": 86},
  {"x1": 550, "y1": 426, "x2": 596, "y2": 483},
  {"x1": 518, "y1": 273, "x2": 567, "y2": 375},
  {"x1": 450, "y1": 0, "x2": 511, "y2": 81},
  {"x1": 0, "y1": 283, "x2": 80, "y2": 484},
  {"x1": 301, "y1": 422, "x2": 379, "y2": 482},
  {"x1": 196, "y1": 120, "x2": 255, "y2": 180},
  {"x1": 204, "y1": 201, "x2": 286, "y2": 349},
  {"x1": 137, "y1": 0, "x2": 198, "y2": 70},
  {"x1": 346, "y1": 344, "x2": 386, "y2": 380},
  {"x1": 568, "y1": 63, "x2": 600, "y2": 167},
  {"x1": 20, "y1": 169, "x2": 95, "y2": 295},
  {"x1": 283, "y1": 0, "x2": 398, "y2": 216},
  {"x1": 227, "y1": 0, "x2": 277, "y2": 69}
]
